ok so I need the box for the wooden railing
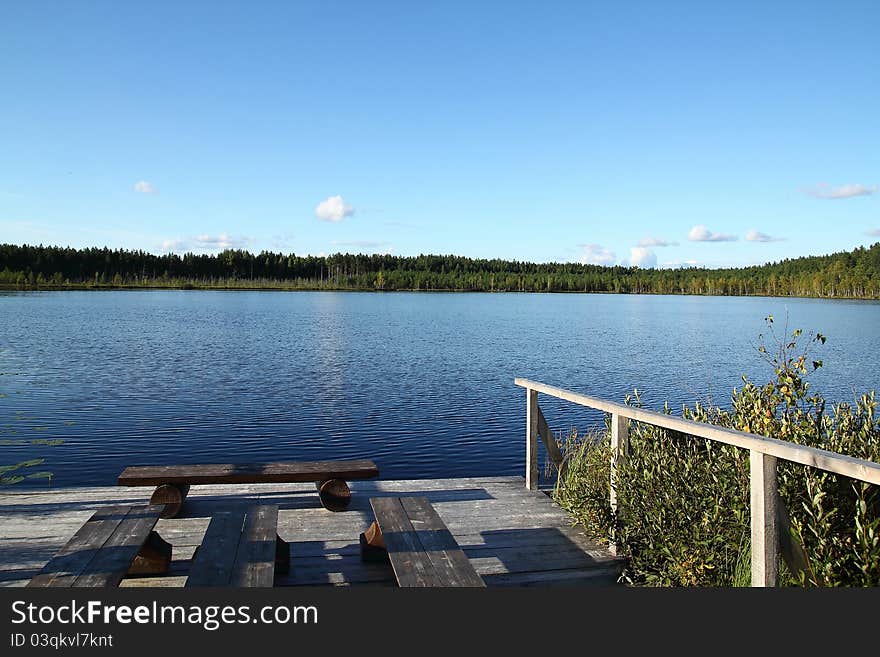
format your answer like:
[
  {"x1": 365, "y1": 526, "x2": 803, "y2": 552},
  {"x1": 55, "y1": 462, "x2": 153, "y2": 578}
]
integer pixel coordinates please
[{"x1": 514, "y1": 377, "x2": 880, "y2": 587}]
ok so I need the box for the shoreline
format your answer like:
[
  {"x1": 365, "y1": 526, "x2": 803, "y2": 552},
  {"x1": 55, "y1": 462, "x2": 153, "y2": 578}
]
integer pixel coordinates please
[{"x1": 2, "y1": 282, "x2": 879, "y2": 301}]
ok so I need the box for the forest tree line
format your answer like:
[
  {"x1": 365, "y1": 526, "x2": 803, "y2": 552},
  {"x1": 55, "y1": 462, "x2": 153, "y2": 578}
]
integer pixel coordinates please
[{"x1": 1, "y1": 241, "x2": 879, "y2": 298}]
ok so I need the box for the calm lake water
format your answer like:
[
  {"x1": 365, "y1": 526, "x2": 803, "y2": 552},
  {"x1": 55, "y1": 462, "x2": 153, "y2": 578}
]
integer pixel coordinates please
[{"x1": 2, "y1": 290, "x2": 879, "y2": 488}]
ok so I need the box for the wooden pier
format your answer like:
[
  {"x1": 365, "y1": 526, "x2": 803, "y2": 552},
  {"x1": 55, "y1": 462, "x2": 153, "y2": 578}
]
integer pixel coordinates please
[{"x1": 0, "y1": 476, "x2": 624, "y2": 587}]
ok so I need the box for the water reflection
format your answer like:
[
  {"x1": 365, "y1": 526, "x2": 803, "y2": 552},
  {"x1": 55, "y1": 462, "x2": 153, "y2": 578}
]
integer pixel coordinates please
[{"x1": 1, "y1": 290, "x2": 878, "y2": 487}]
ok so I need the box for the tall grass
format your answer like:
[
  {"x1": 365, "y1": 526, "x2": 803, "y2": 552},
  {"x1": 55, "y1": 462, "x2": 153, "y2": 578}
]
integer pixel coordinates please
[{"x1": 554, "y1": 318, "x2": 880, "y2": 586}]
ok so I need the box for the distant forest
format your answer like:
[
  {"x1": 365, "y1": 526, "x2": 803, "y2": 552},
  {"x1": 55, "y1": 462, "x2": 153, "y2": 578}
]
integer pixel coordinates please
[{"x1": 2, "y1": 242, "x2": 879, "y2": 299}]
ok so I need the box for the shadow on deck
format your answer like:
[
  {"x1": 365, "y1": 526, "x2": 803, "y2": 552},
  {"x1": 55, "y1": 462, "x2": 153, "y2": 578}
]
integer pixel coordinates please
[{"x1": 0, "y1": 477, "x2": 624, "y2": 588}]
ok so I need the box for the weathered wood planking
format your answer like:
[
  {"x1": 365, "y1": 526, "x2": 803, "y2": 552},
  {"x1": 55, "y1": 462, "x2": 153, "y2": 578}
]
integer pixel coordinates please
[
  {"x1": 514, "y1": 377, "x2": 880, "y2": 485},
  {"x1": 750, "y1": 451, "x2": 779, "y2": 587},
  {"x1": 537, "y1": 405, "x2": 566, "y2": 475},
  {"x1": 186, "y1": 505, "x2": 285, "y2": 587},
  {"x1": 118, "y1": 460, "x2": 379, "y2": 486},
  {"x1": 26, "y1": 505, "x2": 169, "y2": 587},
  {"x1": 514, "y1": 377, "x2": 880, "y2": 587},
  {"x1": 365, "y1": 496, "x2": 485, "y2": 587},
  {"x1": 118, "y1": 460, "x2": 379, "y2": 517},
  {"x1": 2, "y1": 477, "x2": 623, "y2": 588},
  {"x1": 526, "y1": 388, "x2": 540, "y2": 490}
]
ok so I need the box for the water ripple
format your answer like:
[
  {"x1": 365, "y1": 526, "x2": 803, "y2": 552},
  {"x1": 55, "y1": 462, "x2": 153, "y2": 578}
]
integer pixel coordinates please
[{"x1": 1, "y1": 290, "x2": 878, "y2": 487}]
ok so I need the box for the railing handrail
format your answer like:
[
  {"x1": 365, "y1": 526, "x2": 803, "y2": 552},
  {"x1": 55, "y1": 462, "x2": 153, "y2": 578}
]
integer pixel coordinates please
[{"x1": 514, "y1": 377, "x2": 880, "y2": 486}]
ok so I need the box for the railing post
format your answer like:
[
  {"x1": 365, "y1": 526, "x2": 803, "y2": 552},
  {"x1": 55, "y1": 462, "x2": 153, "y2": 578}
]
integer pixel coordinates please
[
  {"x1": 526, "y1": 388, "x2": 539, "y2": 490},
  {"x1": 609, "y1": 412, "x2": 630, "y2": 555},
  {"x1": 750, "y1": 450, "x2": 779, "y2": 587}
]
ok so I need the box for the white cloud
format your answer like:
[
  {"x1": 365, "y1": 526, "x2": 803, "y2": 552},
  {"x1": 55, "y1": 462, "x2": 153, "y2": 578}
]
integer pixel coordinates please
[
  {"x1": 802, "y1": 183, "x2": 878, "y2": 199},
  {"x1": 745, "y1": 229, "x2": 785, "y2": 243},
  {"x1": 662, "y1": 260, "x2": 701, "y2": 268},
  {"x1": 159, "y1": 239, "x2": 185, "y2": 252},
  {"x1": 865, "y1": 228, "x2": 880, "y2": 237},
  {"x1": 629, "y1": 247, "x2": 657, "y2": 268},
  {"x1": 315, "y1": 195, "x2": 355, "y2": 222},
  {"x1": 688, "y1": 224, "x2": 738, "y2": 242},
  {"x1": 577, "y1": 243, "x2": 616, "y2": 266},
  {"x1": 638, "y1": 236, "x2": 678, "y2": 247},
  {"x1": 194, "y1": 233, "x2": 251, "y2": 250},
  {"x1": 134, "y1": 180, "x2": 156, "y2": 194},
  {"x1": 156, "y1": 234, "x2": 251, "y2": 253}
]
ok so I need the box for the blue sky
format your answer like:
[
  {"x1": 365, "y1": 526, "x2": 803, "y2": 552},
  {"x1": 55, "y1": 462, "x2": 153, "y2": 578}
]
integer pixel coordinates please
[{"x1": 1, "y1": 1, "x2": 877, "y2": 268}]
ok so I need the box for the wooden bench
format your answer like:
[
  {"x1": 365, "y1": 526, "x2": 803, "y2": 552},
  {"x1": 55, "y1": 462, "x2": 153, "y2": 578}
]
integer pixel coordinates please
[
  {"x1": 28, "y1": 505, "x2": 171, "y2": 587},
  {"x1": 186, "y1": 505, "x2": 289, "y2": 587},
  {"x1": 360, "y1": 496, "x2": 485, "y2": 587},
  {"x1": 118, "y1": 459, "x2": 379, "y2": 518}
]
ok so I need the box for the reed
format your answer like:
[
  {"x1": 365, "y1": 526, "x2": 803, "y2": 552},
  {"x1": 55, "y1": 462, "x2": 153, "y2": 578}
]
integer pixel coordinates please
[{"x1": 554, "y1": 319, "x2": 880, "y2": 586}]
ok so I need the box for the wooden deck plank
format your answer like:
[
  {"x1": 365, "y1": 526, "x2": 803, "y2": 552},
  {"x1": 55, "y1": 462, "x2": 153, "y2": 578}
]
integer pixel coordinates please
[{"x1": 1, "y1": 477, "x2": 621, "y2": 588}]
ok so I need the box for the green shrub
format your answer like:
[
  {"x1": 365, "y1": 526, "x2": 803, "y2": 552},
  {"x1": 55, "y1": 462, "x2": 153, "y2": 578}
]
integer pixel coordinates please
[{"x1": 554, "y1": 317, "x2": 880, "y2": 586}]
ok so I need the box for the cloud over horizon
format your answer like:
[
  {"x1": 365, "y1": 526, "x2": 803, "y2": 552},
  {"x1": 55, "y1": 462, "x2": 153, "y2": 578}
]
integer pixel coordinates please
[
  {"x1": 315, "y1": 195, "x2": 355, "y2": 222},
  {"x1": 802, "y1": 183, "x2": 878, "y2": 200},
  {"x1": 330, "y1": 239, "x2": 393, "y2": 254},
  {"x1": 745, "y1": 229, "x2": 785, "y2": 243},
  {"x1": 158, "y1": 233, "x2": 251, "y2": 253},
  {"x1": 866, "y1": 228, "x2": 880, "y2": 237},
  {"x1": 629, "y1": 247, "x2": 657, "y2": 268},
  {"x1": 661, "y1": 259, "x2": 701, "y2": 268},
  {"x1": 134, "y1": 180, "x2": 156, "y2": 194},
  {"x1": 159, "y1": 238, "x2": 185, "y2": 252},
  {"x1": 638, "y1": 236, "x2": 678, "y2": 247},
  {"x1": 688, "y1": 224, "x2": 738, "y2": 242},
  {"x1": 577, "y1": 243, "x2": 616, "y2": 266},
  {"x1": 194, "y1": 233, "x2": 252, "y2": 250}
]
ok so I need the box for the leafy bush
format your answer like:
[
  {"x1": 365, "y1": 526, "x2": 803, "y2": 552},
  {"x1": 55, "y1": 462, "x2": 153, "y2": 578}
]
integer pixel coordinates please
[{"x1": 554, "y1": 317, "x2": 880, "y2": 586}]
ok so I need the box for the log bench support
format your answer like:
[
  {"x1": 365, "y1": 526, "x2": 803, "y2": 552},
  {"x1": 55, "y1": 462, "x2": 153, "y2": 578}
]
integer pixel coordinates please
[
  {"x1": 315, "y1": 479, "x2": 351, "y2": 512},
  {"x1": 150, "y1": 484, "x2": 191, "y2": 519},
  {"x1": 359, "y1": 520, "x2": 388, "y2": 563},
  {"x1": 275, "y1": 535, "x2": 291, "y2": 575},
  {"x1": 128, "y1": 530, "x2": 173, "y2": 575}
]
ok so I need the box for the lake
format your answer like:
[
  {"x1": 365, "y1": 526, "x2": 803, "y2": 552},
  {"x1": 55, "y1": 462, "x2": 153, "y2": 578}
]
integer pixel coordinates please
[{"x1": 2, "y1": 290, "x2": 879, "y2": 488}]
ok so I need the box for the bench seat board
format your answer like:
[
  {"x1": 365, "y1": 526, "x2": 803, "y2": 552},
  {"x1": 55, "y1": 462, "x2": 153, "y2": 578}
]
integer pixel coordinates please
[
  {"x1": 370, "y1": 497, "x2": 485, "y2": 587},
  {"x1": 232, "y1": 506, "x2": 278, "y2": 587},
  {"x1": 186, "y1": 505, "x2": 279, "y2": 587},
  {"x1": 28, "y1": 505, "x2": 164, "y2": 588},
  {"x1": 118, "y1": 460, "x2": 379, "y2": 486}
]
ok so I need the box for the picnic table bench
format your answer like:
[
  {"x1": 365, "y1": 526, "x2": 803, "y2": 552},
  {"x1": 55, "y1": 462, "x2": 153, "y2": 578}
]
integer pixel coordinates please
[
  {"x1": 118, "y1": 459, "x2": 379, "y2": 518},
  {"x1": 186, "y1": 505, "x2": 289, "y2": 587},
  {"x1": 360, "y1": 496, "x2": 485, "y2": 587},
  {"x1": 28, "y1": 505, "x2": 171, "y2": 587}
]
